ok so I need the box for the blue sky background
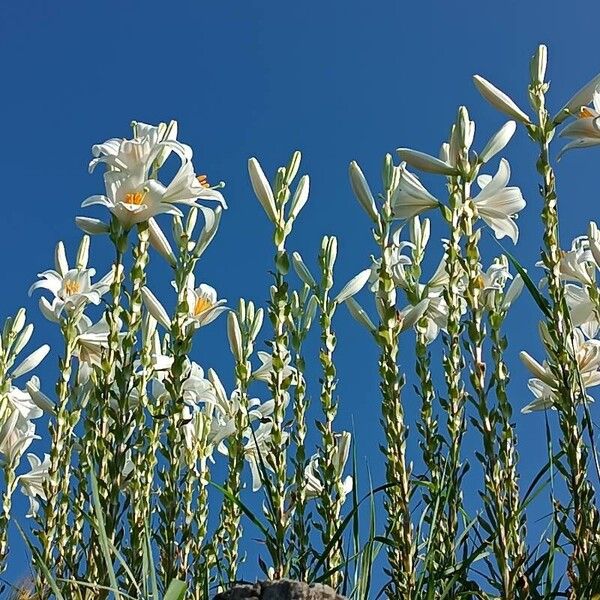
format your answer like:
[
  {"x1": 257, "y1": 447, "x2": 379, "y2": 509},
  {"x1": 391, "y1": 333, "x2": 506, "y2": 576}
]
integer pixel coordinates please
[{"x1": 1, "y1": 0, "x2": 600, "y2": 593}]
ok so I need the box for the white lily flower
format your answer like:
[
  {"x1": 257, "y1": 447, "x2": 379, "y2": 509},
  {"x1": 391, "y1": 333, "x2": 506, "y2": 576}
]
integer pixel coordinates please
[
  {"x1": 472, "y1": 159, "x2": 526, "y2": 243},
  {"x1": 304, "y1": 431, "x2": 353, "y2": 502},
  {"x1": 0, "y1": 412, "x2": 38, "y2": 466},
  {"x1": 521, "y1": 328, "x2": 600, "y2": 412},
  {"x1": 83, "y1": 161, "x2": 225, "y2": 229},
  {"x1": 18, "y1": 453, "x2": 50, "y2": 518},
  {"x1": 29, "y1": 240, "x2": 112, "y2": 322},
  {"x1": 6, "y1": 386, "x2": 43, "y2": 423},
  {"x1": 391, "y1": 163, "x2": 440, "y2": 220},
  {"x1": 566, "y1": 284, "x2": 599, "y2": 338},
  {"x1": 74, "y1": 315, "x2": 111, "y2": 368},
  {"x1": 558, "y1": 90, "x2": 600, "y2": 158},
  {"x1": 251, "y1": 351, "x2": 296, "y2": 384},
  {"x1": 538, "y1": 235, "x2": 595, "y2": 285},
  {"x1": 182, "y1": 274, "x2": 228, "y2": 330},
  {"x1": 89, "y1": 120, "x2": 192, "y2": 177},
  {"x1": 243, "y1": 421, "x2": 287, "y2": 492},
  {"x1": 554, "y1": 73, "x2": 600, "y2": 125}
]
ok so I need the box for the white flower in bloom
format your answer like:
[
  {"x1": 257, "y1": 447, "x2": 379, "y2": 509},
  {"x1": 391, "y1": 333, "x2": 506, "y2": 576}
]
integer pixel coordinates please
[
  {"x1": 558, "y1": 89, "x2": 600, "y2": 158},
  {"x1": 304, "y1": 431, "x2": 353, "y2": 502},
  {"x1": 565, "y1": 284, "x2": 599, "y2": 338},
  {"x1": 6, "y1": 386, "x2": 43, "y2": 423},
  {"x1": 368, "y1": 232, "x2": 413, "y2": 290},
  {"x1": 251, "y1": 351, "x2": 296, "y2": 384},
  {"x1": 243, "y1": 421, "x2": 285, "y2": 492},
  {"x1": 29, "y1": 240, "x2": 112, "y2": 322},
  {"x1": 541, "y1": 236, "x2": 596, "y2": 286},
  {"x1": 478, "y1": 258, "x2": 523, "y2": 310},
  {"x1": 182, "y1": 275, "x2": 228, "y2": 330},
  {"x1": 89, "y1": 120, "x2": 192, "y2": 179},
  {"x1": 472, "y1": 159, "x2": 526, "y2": 243},
  {"x1": 521, "y1": 328, "x2": 600, "y2": 412},
  {"x1": 18, "y1": 453, "x2": 50, "y2": 517},
  {"x1": 74, "y1": 315, "x2": 111, "y2": 368},
  {"x1": 391, "y1": 163, "x2": 440, "y2": 220},
  {"x1": 84, "y1": 121, "x2": 225, "y2": 229},
  {"x1": 0, "y1": 412, "x2": 39, "y2": 466}
]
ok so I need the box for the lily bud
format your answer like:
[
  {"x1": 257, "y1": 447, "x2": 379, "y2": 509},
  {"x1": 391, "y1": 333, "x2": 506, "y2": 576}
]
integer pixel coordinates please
[
  {"x1": 12, "y1": 344, "x2": 50, "y2": 379},
  {"x1": 286, "y1": 150, "x2": 302, "y2": 184},
  {"x1": 148, "y1": 218, "x2": 176, "y2": 267},
  {"x1": 76, "y1": 216, "x2": 110, "y2": 236},
  {"x1": 291, "y1": 252, "x2": 317, "y2": 287},
  {"x1": 227, "y1": 312, "x2": 244, "y2": 362},
  {"x1": 349, "y1": 161, "x2": 379, "y2": 221},
  {"x1": 396, "y1": 148, "x2": 457, "y2": 175},
  {"x1": 479, "y1": 121, "x2": 516, "y2": 164},
  {"x1": 334, "y1": 269, "x2": 371, "y2": 304},
  {"x1": 530, "y1": 44, "x2": 547, "y2": 86},
  {"x1": 345, "y1": 297, "x2": 376, "y2": 333},
  {"x1": 141, "y1": 287, "x2": 172, "y2": 329},
  {"x1": 288, "y1": 174, "x2": 310, "y2": 221},
  {"x1": 76, "y1": 235, "x2": 90, "y2": 269},
  {"x1": 473, "y1": 75, "x2": 531, "y2": 124},
  {"x1": 248, "y1": 157, "x2": 278, "y2": 222}
]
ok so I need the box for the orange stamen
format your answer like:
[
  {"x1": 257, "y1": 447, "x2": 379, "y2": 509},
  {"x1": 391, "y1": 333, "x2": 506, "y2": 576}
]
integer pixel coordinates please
[
  {"x1": 124, "y1": 191, "x2": 146, "y2": 205},
  {"x1": 579, "y1": 107, "x2": 596, "y2": 118},
  {"x1": 197, "y1": 174, "x2": 210, "y2": 188},
  {"x1": 64, "y1": 280, "x2": 81, "y2": 295},
  {"x1": 194, "y1": 296, "x2": 212, "y2": 315}
]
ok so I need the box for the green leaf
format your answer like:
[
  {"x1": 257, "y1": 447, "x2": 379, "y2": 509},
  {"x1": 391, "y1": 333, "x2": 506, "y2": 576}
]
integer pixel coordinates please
[
  {"x1": 164, "y1": 579, "x2": 187, "y2": 600},
  {"x1": 89, "y1": 467, "x2": 122, "y2": 600},
  {"x1": 14, "y1": 520, "x2": 65, "y2": 600},
  {"x1": 490, "y1": 235, "x2": 551, "y2": 318}
]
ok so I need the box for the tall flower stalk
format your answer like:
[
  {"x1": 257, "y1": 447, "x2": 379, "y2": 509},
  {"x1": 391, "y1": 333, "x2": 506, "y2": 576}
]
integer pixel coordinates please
[{"x1": 248, "y1": 152, "x2": 308, "y2": 577}]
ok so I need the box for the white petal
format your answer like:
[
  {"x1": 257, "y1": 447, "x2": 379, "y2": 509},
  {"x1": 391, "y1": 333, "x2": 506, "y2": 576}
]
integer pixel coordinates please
[{"x1": 81, "y1": 195, "x2": 112, "y2": 208}]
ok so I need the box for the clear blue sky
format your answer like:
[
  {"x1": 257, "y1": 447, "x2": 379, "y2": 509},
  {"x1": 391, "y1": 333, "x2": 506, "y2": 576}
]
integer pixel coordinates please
[{"x1": 1, "y1": 0, "x2": 599, "y2": 591}]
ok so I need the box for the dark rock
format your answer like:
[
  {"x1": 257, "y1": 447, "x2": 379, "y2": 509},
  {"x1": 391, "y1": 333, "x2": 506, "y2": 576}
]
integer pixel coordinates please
[{"x1": 213, "y1": 579, "x2": 347, "y2": 600}]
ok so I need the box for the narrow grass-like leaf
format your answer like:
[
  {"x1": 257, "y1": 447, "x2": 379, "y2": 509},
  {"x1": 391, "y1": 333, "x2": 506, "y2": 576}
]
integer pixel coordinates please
[
  {"x1": 490, "y1": 235, "x2": 551, "y2": 318},
  {"x1": 89, "y1": 468, "x2": 122, "y2": 600}
]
